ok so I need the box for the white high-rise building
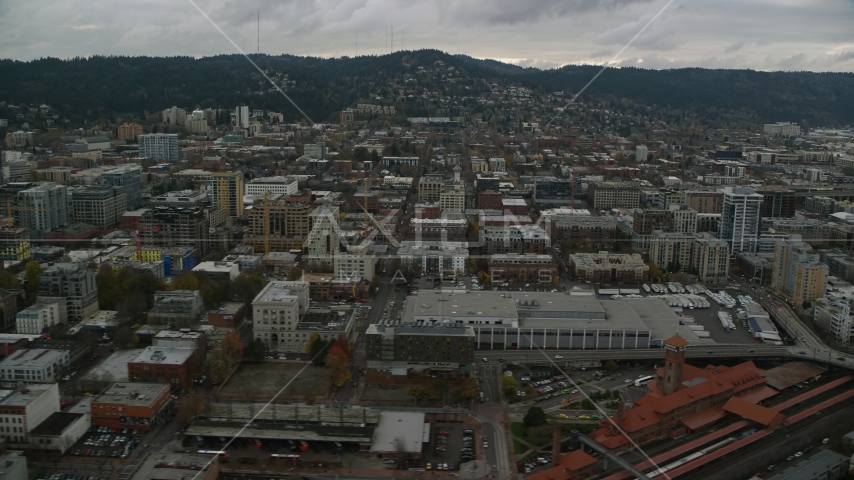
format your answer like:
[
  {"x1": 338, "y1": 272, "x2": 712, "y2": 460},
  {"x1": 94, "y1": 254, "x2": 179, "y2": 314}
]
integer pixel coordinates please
[
  {"x1": 235, "y1": 105, "x2": 250, "y2": 129},
  {"x1": 138, "y1": 133, "x2": 179, "y2": 162},
  {"x1": 763, "y1": 122, "x2": 801, "y2": 137},
  {"x1": 635, "y1": 144, "x2": 648, "y2": 162},
  {"x1": 720, "y1": 186, "x2": 763, "y2": 253},
  {"x1": 17, "y1": 183, "x2": 69, "y2": 236}
]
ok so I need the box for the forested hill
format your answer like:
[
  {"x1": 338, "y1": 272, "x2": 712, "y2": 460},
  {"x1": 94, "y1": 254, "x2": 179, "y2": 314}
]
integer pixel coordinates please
[{"x1": 0, "y1": 49, "x2": 852, "y2": 126}]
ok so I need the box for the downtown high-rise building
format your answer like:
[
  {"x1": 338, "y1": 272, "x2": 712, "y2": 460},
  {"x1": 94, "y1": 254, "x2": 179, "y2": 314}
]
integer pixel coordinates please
[
  {"x1": 138, "y1": 133, "x2": 179, "y2": 162},
  {"x1": 101, "y1": 165, "x2": 143, "y2": 210},
  {"x1": 720, "y1": 186, "x2": 763, "y2": 253}
]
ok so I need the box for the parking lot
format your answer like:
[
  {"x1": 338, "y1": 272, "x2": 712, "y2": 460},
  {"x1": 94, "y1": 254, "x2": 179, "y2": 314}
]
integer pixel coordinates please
[
  {"x1": 423, "y1": 422, "x2": 478, "y2": 472},
  {"x1": 67, "y1": 425, "x2": 142, "y2": 459}
]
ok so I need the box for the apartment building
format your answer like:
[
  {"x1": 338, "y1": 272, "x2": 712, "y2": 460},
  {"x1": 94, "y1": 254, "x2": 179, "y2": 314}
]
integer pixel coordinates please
[
  {"x1": 814, "y1": 299, "x2": 853, "y2": 343},
  {"x1": 439, "y1": 185, "x2": 466, "y2": 212},
  {"x1": 101, "y1": 165, "x2": 143, "y2": 210},
  {"x1": 408, "y1": 218, "x2": 468, "y2": 241},
  {"x1": 481, "y1": 225, "x2": 550, "y2": 255},
  {"x1": 211, "y1": 172, "x2": 244, "y2": 218},
  {"x1": 147, "y1": 290, "x2": 205, "y2": 327},
  {"x1": 720, "y1": 186, "x2": 763, "y2": 253},
  {"x1": 397, "y1": 241, "x2": 469, "y2": 277},
  {"x1": 685, "y1": 190, "x2": 724, "y2": 214},
  {"x1": 587, "y1": 182, "x2": 640, "y2": 210},
  {"x1": 245, "y1": 176, "x2": 298, "y2": 198},
  {"x1": 91, "y1": 382, "x2": 172, "y2": 431},
  {"x1": 475, "y1": 174, "x2": 500, "y2": 193},
  {"x1": 756, "y1": 187, "x2": 797, "y2": 218},
  {"x1": 304, "y1": 205, "x2": 341, "y2": 271},
  {"x1": 148, "y1": 189, "x2": 207, "y2": 208},
  {"x1": 569, "y1": 252, "x2": 648, "y2": 283},
  {"x1": 763, "y1": 122, "x2": 800, "y2": 137},
  {"x1": 692, "y1": 233, "x2": 730, "y2": 285},
  {"x1": 245, "y1": 194, "x2": 312, "y2": 253},
  {"x1": 303, "y1": 142, "x2": 327, "y2": 160},
  {"x1": 631, "y1": 209, "x2": 673, "y2": 235},
  {"x1": 139, "y1": 206, "x2": 211, "y2": 262},
  {"x1": 15, "y1": 301, "x2": 61, "y2": 335},
  {"x1": 333, "y1": 253, "x2": 375, "y2": 281},
  {"x1": 670, "y1": 204, "x2": 698, "y2": 234},
  {"x1": 234, "y1": 105, "x2": 250, "y2": 128},
  {"x1": 488, "y1": 157, "x2": 506, "y2": 172},
  {"x1": 0, "y1": 227, "x2": 30, "y2": 261},
  {"x1": 552, "y1": 216, "x2": 617, "y2": 248},
  {"x1": 650, "y1": 230, "x2": 694, "y2": 271},
  {"x1": 0, "y1": 349, "x2": 69, "y2": 385},
  {"x1": 635, "y1": 144, "x2": 648, "y2": 162},
  {"x1": 533, "y1": 177, "x2": 572, "y2": 205},
  {"x1": 417, "y1": 175, "x2": 444, "y2": 202},
  {"x1": 488, "y1": 253, "x2": 558, "y2": 283},
  {"x1": 117, "y1": 123, "x2": 143, "y2": 141},
  {"x1": 17, "y1": 183, "x2": 69, "y2": 237},
  {"x1": 381, "y1": 157, "x2": 419, "y2": 167},
  {"x1": 39, "y1": 263, "x2": 99, "y2": 322},
  {"x1": 70, "y1": 186, "x2": 127, "y2": 227},
  {"x1": 252, "y1": 281, "x2": 311, "y2": 353},
  {"x1": 138, "y1": 133, "x2": 179, "y2": 162},
  {"x1": 772, "y1": 239, "x2": 828, "y2": 306},
  {"x1": 0, "y1": 383, "x2": 59, "y2": 446}
]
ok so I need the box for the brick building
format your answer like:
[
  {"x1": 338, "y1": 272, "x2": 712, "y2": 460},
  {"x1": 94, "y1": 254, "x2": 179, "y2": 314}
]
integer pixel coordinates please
[
  {"x1": 591, "y1": 335, "x2": 777, "y2": 449},
  {"x1": 477, "y1": 191, "x2": 504, "y2": 210},
  {"x1": 127, "y1": 346, "x2": 201, "y2": 391},
  {"x1": 207, "y1": 303, "x2": 248, "y2": 329},
  {"x1": 90, "y1": 382, "x2": 172, "y2": 431}
]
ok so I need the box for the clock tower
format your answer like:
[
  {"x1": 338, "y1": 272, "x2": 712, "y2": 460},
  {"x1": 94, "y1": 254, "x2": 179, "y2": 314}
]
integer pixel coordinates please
[{"x1": 662, "y1": 334, "x2": 688, "y2": 395}]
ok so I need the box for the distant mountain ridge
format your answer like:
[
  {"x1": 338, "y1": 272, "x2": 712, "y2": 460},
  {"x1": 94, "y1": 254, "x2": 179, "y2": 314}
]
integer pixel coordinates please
[{"x1": 0, "y1": 49, "x2": 851, "y2": 127}]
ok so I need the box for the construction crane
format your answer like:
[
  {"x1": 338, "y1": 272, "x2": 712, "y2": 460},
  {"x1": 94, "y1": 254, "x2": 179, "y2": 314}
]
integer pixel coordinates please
[{"x1": 4, "y1": 199, "x2": 45, "y2": 227}]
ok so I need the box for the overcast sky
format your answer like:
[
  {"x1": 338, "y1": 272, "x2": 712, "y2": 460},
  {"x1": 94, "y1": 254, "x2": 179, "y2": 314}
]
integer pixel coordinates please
[{"x1": 1, "y1": 0, "x2": 853, "y2": 72}]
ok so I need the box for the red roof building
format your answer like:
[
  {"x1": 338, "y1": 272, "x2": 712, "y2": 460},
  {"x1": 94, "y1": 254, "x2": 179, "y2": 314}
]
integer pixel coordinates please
[
  {"x1": 527, "y1": 449, "x2": 599, "y2": 480},
  {"x1": 591, "y1": 335, "x2": 777, "y2": 449}
]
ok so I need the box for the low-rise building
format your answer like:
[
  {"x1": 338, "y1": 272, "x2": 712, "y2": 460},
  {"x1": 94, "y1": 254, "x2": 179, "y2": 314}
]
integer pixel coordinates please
[
  {"x1": 0, "y1": 349, "x2": 70, "y2": 386},
  {"x1": 767, "y1": 450, "x2": 849, "y2": 480},
  {"x1": 569, "y1": 252, "x2": 648, "y2": 283},
  {"x1": 28, "y1": 411, "x2": 89, "y2": 453},
  {"x1": 127, "y1": 346, "x2": 201, "y2": 391},
  {"x1": 481, "y1": 225, "x2": 550, "y2": 255},
  {"x1": 366, "y1": 324, "x2": 474, "y2": 373},
  {"x1": 15, "y1": 301, "x2": 61, "y2": 335},
  {"x1": 397, "y1": 241, "x2": 469, "y2": 277},
  {"x1": 488, "y1": 254, "x2": 558, "y2": 284},
  {"x1": 208, "y1": 303, "x2": 248, "y2": 329},
  {"x1": 0, "y1": 383, "x2": 60, "y2": 446},
  {"x1": 90, "y1": 382, "x2": 173, "y2": 431},
  {"x1": 147, "y1": 290, "x2": 205, "y2": 328}
]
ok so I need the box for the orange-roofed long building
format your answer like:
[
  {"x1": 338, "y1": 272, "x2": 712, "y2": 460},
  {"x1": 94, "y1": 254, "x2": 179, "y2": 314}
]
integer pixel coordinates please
[{"x1": 591, "y1": 334, "x2": 777, "y2": 449}]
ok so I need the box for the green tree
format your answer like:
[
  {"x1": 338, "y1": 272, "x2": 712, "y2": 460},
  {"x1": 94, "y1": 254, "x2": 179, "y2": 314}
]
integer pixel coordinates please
[
  {"x1": 168, "y1": 271, "x2": 199, "y2": 291},
  {"x1": 802, "y1": 300, "x2": 812, "y2": 309},
  {"x1": 233, "y1": 273, "x2": 267, "y2": 305},
  {"x1": 527, "y1": 424, "x2": 553, "y2": 446},
  {"x1": 24, "y1": 260, "x2": 41, "y2": 292},
  {"x1": 244, "y1": 338, "x2": 269, "y2": 362},
  {"x1": 0, "y1": 270, "x2": 19, "y2": 290},
  {"x1": 604, "y1": 360, "x2": 619, "y2": 372},
  {"x1": 207, "y1": 353, "x2": 230, "y2": 384},
  {"x1": 501, "y1": 374, "x2": 518, "y2": 399},
  {"x1": 406, "y1": 385, "x2": 429, "y2": 404},
  {"x1": 523, "y1": 406, "x2": 547, "y2": 428},
  {"x1": 306, "y1": 332, "x2": 329, "y2": 366},
  {"x1": 458, "y1": 376, "x2": 479, "y2": 400}
]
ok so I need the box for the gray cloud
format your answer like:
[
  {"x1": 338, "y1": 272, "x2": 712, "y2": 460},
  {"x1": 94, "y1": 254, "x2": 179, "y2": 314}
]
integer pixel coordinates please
[{"x1": 0, "y1": 0, "x2": 851, "y2": 72}]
